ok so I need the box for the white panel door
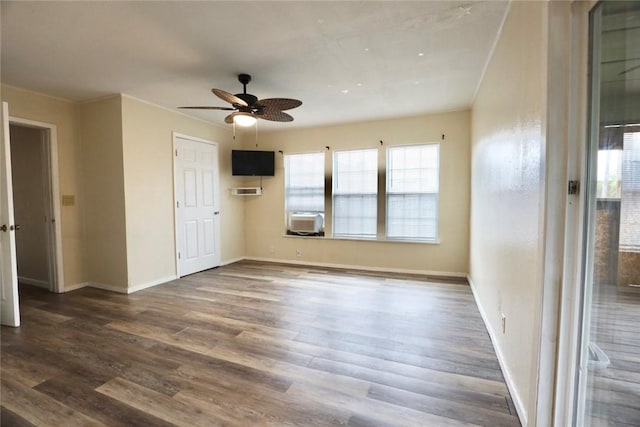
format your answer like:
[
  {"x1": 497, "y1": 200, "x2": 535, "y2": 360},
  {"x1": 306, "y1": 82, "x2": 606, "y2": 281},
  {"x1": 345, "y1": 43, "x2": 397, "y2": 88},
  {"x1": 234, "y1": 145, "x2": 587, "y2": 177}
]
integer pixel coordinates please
[
  {"x1": 1, "y1": 102, "x2": 20, "y2": 326},
  {"x1": 175, "y1": 135, "x2": 221, "y2": 277}
]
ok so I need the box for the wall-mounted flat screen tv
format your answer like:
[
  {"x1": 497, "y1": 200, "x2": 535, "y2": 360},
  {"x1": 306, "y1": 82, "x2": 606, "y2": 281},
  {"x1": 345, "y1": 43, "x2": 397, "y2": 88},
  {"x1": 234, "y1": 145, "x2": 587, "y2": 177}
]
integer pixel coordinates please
[{"x1": 231, "y1": 150, "x2": 275, "y2": 176}]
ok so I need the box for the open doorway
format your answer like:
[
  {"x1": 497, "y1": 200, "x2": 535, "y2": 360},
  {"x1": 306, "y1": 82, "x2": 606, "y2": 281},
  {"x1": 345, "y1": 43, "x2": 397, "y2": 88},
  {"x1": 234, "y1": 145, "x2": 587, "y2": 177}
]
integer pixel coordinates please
[{"x1": 8, "y1": 120, "x2": 63, "y2": 293}]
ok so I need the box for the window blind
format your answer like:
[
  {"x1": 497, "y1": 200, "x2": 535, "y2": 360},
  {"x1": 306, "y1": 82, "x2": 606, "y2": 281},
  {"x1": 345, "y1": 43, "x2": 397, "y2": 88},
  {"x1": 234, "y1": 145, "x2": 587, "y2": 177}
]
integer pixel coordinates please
[
  {"x1": 386, "y1": 144, "x2": 439, "y2": 241},
  {"x1": 284, "y1": 152, "x2": 324, "y2": 214},
  {"x1": 332, "y1": 149, "x2": 378, "y2": 238},
  {"x1": 620, "y1": 132, "x2": 640, "y2": 251}
]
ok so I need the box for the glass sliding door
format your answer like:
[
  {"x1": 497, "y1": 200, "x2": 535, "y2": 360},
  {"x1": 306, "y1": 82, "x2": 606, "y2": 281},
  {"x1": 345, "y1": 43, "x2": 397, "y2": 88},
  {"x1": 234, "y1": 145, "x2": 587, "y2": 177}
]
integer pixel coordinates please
[{"x1": 576, "y1": 1, "x2": 640, "y2": 425}]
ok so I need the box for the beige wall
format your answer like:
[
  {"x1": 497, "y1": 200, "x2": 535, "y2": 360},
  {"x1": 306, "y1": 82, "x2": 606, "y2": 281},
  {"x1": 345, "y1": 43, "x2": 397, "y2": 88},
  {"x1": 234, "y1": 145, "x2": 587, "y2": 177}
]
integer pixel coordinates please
[
  {"x1": 239, "y1": 110, "x2": 470, "y2": 275},
  {"x1": 1, "y1": 86, "x2": 244, "y2": 292},
  {"x1": 10, "y1": 125, "x2": 49, "y2": 285},
  {"x1": 1, "y1": 85, "x2": 85, "y2": 287},
  {"x1": 80, "y1": 96, "x2": 128, "y2": 290},
  {"x1": 121, "y1": 96, "x2": 243, "y2": 288},
  {"x1": 470, "y1": 2, "x2": 547, "y2": 425}
]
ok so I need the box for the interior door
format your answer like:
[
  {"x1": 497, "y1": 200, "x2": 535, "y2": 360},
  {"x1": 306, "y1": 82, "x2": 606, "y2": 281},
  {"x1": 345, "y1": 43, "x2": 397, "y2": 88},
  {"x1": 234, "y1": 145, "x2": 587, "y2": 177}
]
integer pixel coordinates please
[
  {"x1": 174, "y1": 135, "x2": 221, "y2": 277},
  {"x1": 1, "y1": 101, "x2": 20, "y2": 326}
]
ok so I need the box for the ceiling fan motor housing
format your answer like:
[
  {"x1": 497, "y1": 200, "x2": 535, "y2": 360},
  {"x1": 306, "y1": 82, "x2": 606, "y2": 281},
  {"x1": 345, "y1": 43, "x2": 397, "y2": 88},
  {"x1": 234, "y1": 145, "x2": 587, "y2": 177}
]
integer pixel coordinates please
[{"x1": 235, "y1": 93, "x2": 258, "y2": 107}]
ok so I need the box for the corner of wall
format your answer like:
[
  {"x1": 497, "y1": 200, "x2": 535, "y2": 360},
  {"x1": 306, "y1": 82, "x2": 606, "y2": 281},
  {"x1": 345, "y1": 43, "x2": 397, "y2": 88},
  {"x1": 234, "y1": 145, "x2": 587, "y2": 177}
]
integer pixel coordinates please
[{"x1": 467, "y1": 274, "x2": 528, "y2": 425}]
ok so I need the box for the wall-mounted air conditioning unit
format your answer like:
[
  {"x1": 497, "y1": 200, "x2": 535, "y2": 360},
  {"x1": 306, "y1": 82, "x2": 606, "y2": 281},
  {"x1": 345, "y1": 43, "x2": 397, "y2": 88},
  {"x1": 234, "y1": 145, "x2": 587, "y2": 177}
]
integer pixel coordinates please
[
  {"x1": 288, "y1": 213, "x2": 323, "y2": 235},
  {"x1": 231, "y1": 187, "x2": 262, "y2": 196}
]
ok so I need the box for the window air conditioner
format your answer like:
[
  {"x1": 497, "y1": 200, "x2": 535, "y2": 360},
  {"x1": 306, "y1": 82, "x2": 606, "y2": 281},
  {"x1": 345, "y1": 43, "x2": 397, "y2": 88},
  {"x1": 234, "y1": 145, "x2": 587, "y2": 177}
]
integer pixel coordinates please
[{"x1": 288, "y1": 213, "x2": 323, "y2": 234}]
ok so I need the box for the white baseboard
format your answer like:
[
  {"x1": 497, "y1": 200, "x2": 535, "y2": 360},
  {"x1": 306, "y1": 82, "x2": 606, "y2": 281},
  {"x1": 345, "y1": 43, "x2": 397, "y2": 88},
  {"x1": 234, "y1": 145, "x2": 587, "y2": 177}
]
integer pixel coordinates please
[
  {"x1": 18, "y1": 276, "x2": 50, "y2": 288},
  {"x1": 243, "y1": 256, "x2": 467, "y2": 279},
  {"x1": 86, "y1": 275, "x2": 178, "y2": 294},
  {"x1": 87, "y1": 282, "x2": 129, "y2": 294},
  {"x1": 220, "y1": 257, "x2": 245, "y2": 267},
  {"x1": 63, "y1": 282, "x2": 89, "y2": 292},
  {"x1": 467, "y1": 274, "x2": 527, "y2": 425},
  {"x1": 127, "y1": 275, "x2": 177, "y2": 293}
]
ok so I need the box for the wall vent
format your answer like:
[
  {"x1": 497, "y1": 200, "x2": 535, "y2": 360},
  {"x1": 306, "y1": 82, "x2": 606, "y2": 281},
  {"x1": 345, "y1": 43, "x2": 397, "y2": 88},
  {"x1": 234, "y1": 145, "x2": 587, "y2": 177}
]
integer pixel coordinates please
[{"x1": 231, "y1": 187, "x2": 262, "y2": 196}]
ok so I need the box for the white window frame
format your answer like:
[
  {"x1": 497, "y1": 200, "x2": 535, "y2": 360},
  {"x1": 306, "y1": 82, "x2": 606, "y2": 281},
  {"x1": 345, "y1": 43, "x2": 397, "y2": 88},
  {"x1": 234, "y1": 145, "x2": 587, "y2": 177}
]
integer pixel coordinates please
[
  {"x1": 385, "y1": 143, "x2": 440, "y2": 242},
  {"x1": 284, "y1": 151, "x2": 325, "y2": 235},
  {"x1": 332, "y1": 148, "x2": 378, "y2": 239}
]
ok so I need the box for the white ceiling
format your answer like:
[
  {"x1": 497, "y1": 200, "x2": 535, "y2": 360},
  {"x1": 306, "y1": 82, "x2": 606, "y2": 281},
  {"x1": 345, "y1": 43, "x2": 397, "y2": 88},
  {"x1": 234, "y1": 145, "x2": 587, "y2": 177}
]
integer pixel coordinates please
[{"x1": 1, "y1": 1, "x2": 509, "y2": 129}]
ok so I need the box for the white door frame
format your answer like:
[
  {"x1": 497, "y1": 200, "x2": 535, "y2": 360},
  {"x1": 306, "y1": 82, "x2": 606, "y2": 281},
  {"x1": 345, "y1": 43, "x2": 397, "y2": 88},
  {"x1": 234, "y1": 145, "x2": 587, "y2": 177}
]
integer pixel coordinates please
[
  {"x1": 9, "y1": 117, "x2": 64, "y2": 293},
  {"x1": 172, "y1": 132, "x2": 221, "y2": 277},
  {"x1": 1, "y1": 102, "x2": 20, "y2": 326},
  {"x1": 553, "y1": 1, "x2": 598, "y2": 426}
]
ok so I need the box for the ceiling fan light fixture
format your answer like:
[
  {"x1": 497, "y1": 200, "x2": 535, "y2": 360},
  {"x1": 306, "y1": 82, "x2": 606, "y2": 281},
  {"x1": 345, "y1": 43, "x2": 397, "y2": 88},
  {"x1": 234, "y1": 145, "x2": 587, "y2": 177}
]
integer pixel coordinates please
[{"x1": 233, "y1": 113, "x2": 257, "y2": 127}]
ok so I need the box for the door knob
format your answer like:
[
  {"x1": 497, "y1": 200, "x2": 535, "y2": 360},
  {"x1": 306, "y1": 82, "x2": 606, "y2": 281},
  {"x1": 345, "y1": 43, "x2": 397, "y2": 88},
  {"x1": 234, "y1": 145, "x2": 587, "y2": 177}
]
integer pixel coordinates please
[
  {"x1": 10, "y1": 224, "x2": 20, "y2": 231},
  {"x1": 0, "y1": 224, "x2": 6, "y2": 232}
]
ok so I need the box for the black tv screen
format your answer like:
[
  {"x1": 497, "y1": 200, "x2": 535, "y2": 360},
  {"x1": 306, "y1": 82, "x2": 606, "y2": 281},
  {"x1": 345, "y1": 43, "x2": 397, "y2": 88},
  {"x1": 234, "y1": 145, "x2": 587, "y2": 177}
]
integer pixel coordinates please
[{"x1": 232, "y1": 150, "x2": 275, "y2": 176}]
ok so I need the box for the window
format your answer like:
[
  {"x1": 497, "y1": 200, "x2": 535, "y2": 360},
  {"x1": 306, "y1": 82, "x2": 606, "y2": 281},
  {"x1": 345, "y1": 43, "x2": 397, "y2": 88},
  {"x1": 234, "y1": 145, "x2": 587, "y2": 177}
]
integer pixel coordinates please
[
  {"x1": 284, "y1": 152, "x2": 324, "y2": 233},
  {"x1": 620, "y1": 131, "x2": 640, "y2": 251},
  {"x1": 333, "y1": 149, "x2": 378, "y2": 238},
  {"x1": 597, "y1": 149, "x2": 622, "y2": 199},
  {"x1": 386, "y1": 144, "x2": 439, "y2": 241}
]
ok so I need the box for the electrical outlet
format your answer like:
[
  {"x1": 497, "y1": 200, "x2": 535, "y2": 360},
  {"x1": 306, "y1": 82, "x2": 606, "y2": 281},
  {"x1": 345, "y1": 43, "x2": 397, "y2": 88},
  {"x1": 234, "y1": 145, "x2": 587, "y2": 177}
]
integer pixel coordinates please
[
  {"x1": 501, "y1": 313, "x2": 506, "y2": 334},
  {"x1": 296, "y1": 249, "x2": 302, "y2": 257}
]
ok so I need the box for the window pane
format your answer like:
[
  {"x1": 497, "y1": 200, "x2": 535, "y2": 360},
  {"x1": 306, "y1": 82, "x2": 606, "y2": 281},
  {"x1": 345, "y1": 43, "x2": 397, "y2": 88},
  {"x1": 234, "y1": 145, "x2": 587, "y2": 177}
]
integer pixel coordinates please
[
  {"x1": 620, "y1": 132, "x2": 640, "y2": 251},
  {"x1": 285, "y1": 152, "x2": 324, "y2": 214},
  {"x1": 333, "y1": 149, "x2": 377, "y2": 238},
  {"x1": 386, "y1": 144, "x2": 439, "y2": 241},
  {"x1": 596, "y1": 149, "x2": 622, "y2": 199}
]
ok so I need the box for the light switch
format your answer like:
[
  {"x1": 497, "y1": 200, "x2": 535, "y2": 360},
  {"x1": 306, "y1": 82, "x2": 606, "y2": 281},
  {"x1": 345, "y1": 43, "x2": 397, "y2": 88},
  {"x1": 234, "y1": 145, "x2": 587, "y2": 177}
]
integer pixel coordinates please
[{"x1": 61, "y1": 195, "x2": 75, "y2": 206}]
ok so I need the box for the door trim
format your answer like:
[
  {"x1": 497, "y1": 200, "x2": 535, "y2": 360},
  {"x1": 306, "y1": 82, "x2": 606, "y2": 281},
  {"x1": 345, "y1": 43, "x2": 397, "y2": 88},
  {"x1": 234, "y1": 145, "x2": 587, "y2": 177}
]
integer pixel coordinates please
[
  {"x1": 1, "y1": 102, "x2": 20, "y2": 326},
  {"x1": 553, "y1": 1, "x2": 598, "y2": 426},
  {"x1": 8, "y1": 116, "x2": 64, "y2": 293},
  {"x1": 172, "y1": 132, "x2": 221, "y2": 277}
]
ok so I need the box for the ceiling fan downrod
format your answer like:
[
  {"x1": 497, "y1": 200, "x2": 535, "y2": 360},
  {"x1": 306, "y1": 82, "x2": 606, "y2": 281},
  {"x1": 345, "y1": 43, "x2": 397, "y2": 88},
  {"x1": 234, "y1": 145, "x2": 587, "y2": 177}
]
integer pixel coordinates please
[
  {"x1": 238, "y1": 74, "x2": 251, "y2": 94},
  {"x1": 235, "y1": 74, "x2": 257, "y2": 107}
]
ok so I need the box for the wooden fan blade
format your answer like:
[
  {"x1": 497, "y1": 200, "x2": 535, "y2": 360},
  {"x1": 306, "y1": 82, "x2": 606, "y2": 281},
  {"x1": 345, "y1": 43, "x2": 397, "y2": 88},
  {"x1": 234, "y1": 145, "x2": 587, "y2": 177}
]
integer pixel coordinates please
[
  {"x1": 179, "y1": 106, "x2": 236, "y2": 111},
  {"x1": 212, "y1": 88, "x2": 248, "y2": 107},
  {"x1": 255, "y1": 98, "x2": 302, "y2": 111},
  {"x1": 256, "y1": 110, "x2": 294, "y2": 122}
]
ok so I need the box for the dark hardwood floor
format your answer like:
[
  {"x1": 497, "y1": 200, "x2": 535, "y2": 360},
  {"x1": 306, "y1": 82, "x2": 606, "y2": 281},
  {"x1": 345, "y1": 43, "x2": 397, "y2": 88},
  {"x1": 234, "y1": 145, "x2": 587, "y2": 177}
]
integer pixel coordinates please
[{"x1": 1, "y1": 261, "x2": 521, "y2": 426}]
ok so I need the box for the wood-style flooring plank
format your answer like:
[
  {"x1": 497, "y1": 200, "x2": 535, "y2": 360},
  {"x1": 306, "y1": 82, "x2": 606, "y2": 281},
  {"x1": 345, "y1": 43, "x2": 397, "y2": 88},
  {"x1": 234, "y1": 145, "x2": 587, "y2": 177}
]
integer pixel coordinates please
[
  {"x1": 2, "y1": 260, "x2": 521, "y2": 426},
  {"x1": 34, "y1": 377, "x2": 175, "y2": 427},
  {"x1": 585, "y1": 287, "x2": 640, "y2": 425},
  {"x1": 96, "y1": 377, "x2": 230, "y2": 427},
  {"x1": 235, "y1": 330, "x2": 509, "y2": 396},
  {"x1": 287, "y1": 381, "x2": 477, "y2": 427},
  {"x1": 1, "y1": 372, "x2": 106, "y2": 427}
]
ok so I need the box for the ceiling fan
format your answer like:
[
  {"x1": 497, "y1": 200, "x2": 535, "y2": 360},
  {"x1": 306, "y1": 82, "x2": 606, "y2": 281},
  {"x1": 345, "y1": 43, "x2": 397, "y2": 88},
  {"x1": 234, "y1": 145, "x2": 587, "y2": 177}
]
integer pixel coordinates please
[{"x1": 179, "y1": 74, "x2": 302, "y2": 126}]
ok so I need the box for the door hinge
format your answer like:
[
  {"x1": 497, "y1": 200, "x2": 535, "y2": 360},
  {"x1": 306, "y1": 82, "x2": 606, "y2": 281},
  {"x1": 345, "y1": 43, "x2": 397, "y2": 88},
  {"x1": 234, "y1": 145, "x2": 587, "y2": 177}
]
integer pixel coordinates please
[
  {"x1": 176, "y1": 201, "x2": 179, "y2": 208},
  {"x1": 175, "y1": 149, "x2": 178, "y2": 157},
  {"x1": 178, "y1": 252, "x2": 181, "y2": 259},
  {"x1": 568, "y1": 180, "x2": 580, "y2": 195}
]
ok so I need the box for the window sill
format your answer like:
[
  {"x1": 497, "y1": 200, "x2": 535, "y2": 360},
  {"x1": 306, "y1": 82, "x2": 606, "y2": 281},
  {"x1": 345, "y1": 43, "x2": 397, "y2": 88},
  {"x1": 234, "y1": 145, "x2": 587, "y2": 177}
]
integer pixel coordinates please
[{"x1": 282, "y1": 234, "x2": 440, "y2": 245}]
